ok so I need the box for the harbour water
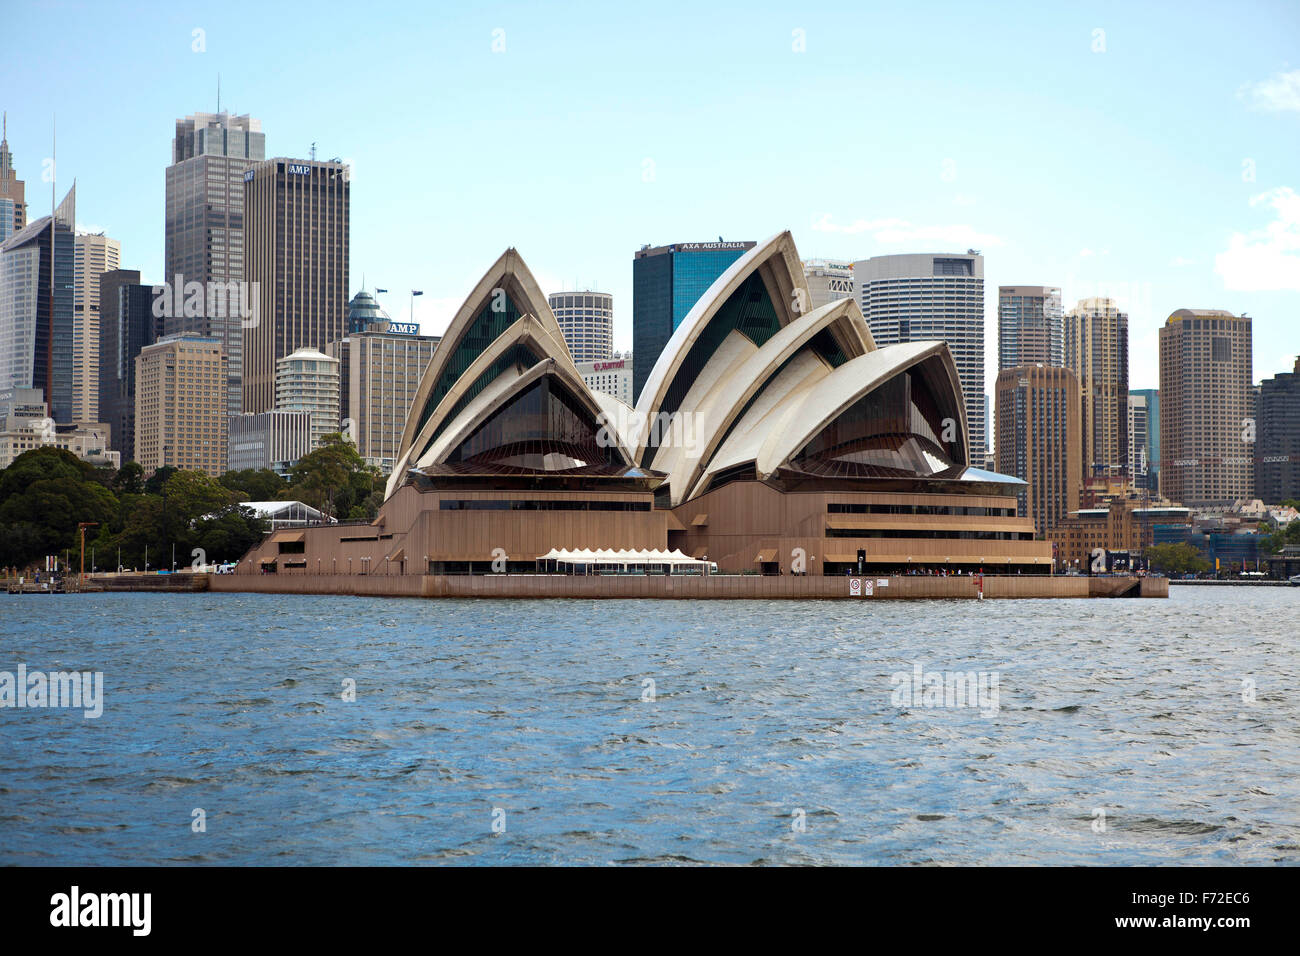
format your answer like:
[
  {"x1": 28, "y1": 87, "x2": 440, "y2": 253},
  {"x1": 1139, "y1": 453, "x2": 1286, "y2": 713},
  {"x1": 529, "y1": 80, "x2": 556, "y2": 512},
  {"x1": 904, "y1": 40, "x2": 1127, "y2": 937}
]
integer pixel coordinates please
[{"x1": 2, "y1": 587, "x2": 1297, "y2": 865}]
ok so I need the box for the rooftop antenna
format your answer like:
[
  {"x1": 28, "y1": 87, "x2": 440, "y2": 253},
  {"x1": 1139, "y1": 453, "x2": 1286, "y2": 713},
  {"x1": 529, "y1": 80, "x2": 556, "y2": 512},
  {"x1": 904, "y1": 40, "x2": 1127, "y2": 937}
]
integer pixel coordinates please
[
  {"x1": 217, "y1": 74, "x2": 221, "y2": 113},
  {"x1": 310, "y1": 142, "x2": 317, "y2": 161}
]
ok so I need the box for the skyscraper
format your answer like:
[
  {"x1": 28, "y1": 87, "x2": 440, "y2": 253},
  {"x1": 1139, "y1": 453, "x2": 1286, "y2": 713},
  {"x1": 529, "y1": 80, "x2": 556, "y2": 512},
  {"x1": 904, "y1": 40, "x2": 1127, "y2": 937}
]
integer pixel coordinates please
[
  {"x1": 548, "y1": 290, "x2": 613, "y2": 363},
  {"x1": 97, "y1": 272, "x2": 162, "y2": 462},
  {"x1": 242, "y1": 157, "x2": 350, "y2": 415},
  {"x1": 995, "y1": 364, "x2": 1082, "y2": 535},
  {"x1": 164, "y1": 112, "x2": 265, "y2": 415},
  {"x1": 1256, "y1": 356, "x2": 1299, "y2": 504},
  {"x1": 0, "y1": 185, "x2": 75, "y2": 422},
  {"x1": 856, "y1": 251, "x2": 986, "y2": 459},
  {"x1": 632, "y1": 240, "x2": 755, "y2": 401},
  {"x1": 0, "y1": 114, "x2": 26, "y2": 241},
  {"x1": 72, "y1": 232, "x2": 121, "y2": 423},
  {"x1": 802, "y1": 259, "x2": 854, "y2": 310},
  {"x1": 1064, "y1": 297, "x2": 1129, "y2": 481},
  {"x1": 998, "y1": 285, "x2": 1062, "y2": 369},
  {"x1": 1158, "y1": 309, "x2": 1253, "y2": 507},
  {"x1": 135, "y1": 334, "x2": 228, "y2": 476}
]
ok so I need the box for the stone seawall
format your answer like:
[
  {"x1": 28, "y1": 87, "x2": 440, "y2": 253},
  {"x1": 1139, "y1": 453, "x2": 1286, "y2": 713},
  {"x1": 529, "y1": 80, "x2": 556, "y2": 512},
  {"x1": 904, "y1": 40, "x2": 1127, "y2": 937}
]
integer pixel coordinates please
[{"x1": 208, "y1": 573, "x2": 1167, "y2": 600}]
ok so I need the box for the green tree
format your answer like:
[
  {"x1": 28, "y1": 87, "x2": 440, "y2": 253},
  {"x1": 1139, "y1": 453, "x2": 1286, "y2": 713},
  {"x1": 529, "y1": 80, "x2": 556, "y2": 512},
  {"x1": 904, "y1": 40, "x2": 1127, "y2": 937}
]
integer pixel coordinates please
[
  {"x1": 1143, "y1": 542, "x2": 1212, "y2": 575},
  {"x1": 94, "y1": 494, "x2": 164, "y2": 570},
  {"x1": 190, "y1": 505, "x2": 268, "y2": 565},
  {"x1": 143, "y1": 465, "x2": 178, "y2": 496},
  {"x1": 288, "y1": 433, "x2": 381, "y2": 520},
  {"x1": 1260, "y1": 520, "x2": 1300, "y2": 555},
  {"x1": 219, "y1": 468, "x2": 286, "y2": 502},
  {"x1": 112, "y1": 461, "x2": 145, "y2": 496},
  {"x1": 0, "y1": 448, "x2": 119, "y2": 570}
]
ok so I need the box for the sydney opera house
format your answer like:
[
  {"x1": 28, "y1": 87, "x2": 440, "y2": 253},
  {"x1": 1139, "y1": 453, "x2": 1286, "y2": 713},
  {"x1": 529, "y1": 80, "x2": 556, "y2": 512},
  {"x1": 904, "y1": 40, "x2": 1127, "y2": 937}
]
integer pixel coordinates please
[{"x1": 235, "y1": 232, "x2": 1054, "y2": 580}]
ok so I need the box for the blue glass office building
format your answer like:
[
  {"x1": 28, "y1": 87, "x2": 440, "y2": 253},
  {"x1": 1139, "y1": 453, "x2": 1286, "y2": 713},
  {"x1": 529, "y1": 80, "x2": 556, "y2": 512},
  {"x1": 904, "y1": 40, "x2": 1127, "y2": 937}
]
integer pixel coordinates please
[
  {"x1": 1131, "y1": 387, "x2": 1160, "y2": 493},
  {"x1": 632, "y1": 240, "x2": 755, "y2": 402}
]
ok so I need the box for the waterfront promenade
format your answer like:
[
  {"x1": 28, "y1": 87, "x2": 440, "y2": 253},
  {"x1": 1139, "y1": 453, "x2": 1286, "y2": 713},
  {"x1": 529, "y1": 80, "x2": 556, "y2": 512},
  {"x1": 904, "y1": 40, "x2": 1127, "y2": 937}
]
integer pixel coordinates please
[{"x1": 205, "y1": 572, "x2": 1167, "y2": 600}]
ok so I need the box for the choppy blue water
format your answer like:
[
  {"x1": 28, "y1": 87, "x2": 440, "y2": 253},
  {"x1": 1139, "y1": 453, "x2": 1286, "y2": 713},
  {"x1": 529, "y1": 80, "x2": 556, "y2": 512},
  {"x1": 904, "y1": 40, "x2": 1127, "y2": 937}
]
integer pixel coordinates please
[{"x1": 1, "y1": 587, "x2": 1297, "y2": 865}]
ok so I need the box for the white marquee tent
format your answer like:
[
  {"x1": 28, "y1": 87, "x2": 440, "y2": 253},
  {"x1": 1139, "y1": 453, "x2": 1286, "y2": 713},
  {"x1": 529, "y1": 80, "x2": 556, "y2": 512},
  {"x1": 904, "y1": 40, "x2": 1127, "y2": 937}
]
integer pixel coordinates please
[{"x1": 536, "y1": 548, "x2": 716, "y2": 574}]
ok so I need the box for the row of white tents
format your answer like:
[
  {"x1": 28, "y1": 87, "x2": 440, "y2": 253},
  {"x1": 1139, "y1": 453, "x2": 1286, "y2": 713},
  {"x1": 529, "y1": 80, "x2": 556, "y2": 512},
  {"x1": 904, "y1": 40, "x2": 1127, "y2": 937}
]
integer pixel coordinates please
[{"x1": 536, "y1": 548, "x2": 717, "y2": 574}]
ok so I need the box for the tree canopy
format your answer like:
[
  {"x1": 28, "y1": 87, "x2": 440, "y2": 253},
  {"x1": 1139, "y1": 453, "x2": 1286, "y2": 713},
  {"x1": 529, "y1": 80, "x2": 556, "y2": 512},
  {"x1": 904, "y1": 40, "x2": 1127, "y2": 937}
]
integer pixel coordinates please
[{"x1": 2, "y1": 437, "x2": 385, "y2": 572}]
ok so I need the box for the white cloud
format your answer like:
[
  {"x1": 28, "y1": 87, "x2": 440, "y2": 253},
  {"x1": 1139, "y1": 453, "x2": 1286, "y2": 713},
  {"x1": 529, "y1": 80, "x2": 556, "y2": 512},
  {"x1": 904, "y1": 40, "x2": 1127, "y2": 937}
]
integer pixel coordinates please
[
  {"x1": 1239, "y1": 69, "x2": 1300, "y2": 113},
  {"x1": 811, "y1": 213, "x2": 1003, "y2": 247},
  {"x1": 1215, "y1": 186, "x2": 1300, "y2": 292},
  {"x1": 1170, "y1": 256, "x2": 1196, "y2": 267}
]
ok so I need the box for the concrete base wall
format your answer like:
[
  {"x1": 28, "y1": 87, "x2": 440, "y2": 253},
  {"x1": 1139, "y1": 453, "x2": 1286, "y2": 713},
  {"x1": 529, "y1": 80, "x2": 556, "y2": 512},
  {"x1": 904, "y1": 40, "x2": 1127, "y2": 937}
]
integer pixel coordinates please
[
  {"x1": 208, "y1": 573, "x2": 1168, "y2": 600},
  {"x1": 91, "y1": 572, "x2": 210, "y2": 592}
]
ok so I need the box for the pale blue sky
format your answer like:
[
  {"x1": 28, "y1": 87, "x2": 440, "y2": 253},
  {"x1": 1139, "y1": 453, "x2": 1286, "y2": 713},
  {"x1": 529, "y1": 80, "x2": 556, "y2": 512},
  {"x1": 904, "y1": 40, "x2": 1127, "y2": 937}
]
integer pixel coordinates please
[{"x1": 6, "y1": 0, "x2": 1299, "y2": 388}]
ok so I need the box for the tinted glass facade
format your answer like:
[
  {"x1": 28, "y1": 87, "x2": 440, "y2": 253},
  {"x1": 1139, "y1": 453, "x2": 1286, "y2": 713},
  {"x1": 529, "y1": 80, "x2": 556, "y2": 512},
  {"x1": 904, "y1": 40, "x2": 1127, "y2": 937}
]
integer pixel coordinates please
[
  {"x1": 97, "y1": 276, "x2": 161, "y2": 460},
  {"x1": 632, "y1": 241, "x2": 754, "y2": 402},
  {"x1": 0, "y1": 195, "x2": 75, "y2": 423},
  {"x1": 1257, "y1": 358, "x2": 1299, "y2": 503}
]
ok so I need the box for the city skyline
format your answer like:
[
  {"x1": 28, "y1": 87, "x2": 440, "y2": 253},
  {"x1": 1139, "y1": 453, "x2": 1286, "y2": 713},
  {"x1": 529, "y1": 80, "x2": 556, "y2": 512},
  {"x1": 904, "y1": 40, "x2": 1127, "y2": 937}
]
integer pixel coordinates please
[{"x1": 2, "y1": 0, "x2": 1298, "y2": 393}]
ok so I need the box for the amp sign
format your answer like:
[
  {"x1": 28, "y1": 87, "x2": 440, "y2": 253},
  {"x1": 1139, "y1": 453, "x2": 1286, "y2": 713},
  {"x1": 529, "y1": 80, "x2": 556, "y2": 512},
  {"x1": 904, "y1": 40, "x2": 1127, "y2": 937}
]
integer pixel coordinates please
[
  {"x1": 286, "y1": 163, "x2": 311, "y2": 176},
  {"x1": 386, "y1": 322, "x2": 419, "y2": 335}
]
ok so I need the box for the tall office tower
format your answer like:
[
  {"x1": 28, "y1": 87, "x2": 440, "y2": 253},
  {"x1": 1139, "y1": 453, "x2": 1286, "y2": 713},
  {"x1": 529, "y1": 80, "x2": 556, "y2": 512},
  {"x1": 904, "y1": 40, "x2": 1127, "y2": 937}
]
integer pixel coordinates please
[
  {"x1": 1158, "y1": 309, "x2": 1253, "y2": 507},
  {"x1": 802, "y1": 259, "x2": 854, "y2": 310},
  {"x1": 275, "y1": 347, "x2": 341, "y2": 453},
  {"x1": 0, "y1": 185, "x2": 75, "y2": 422},
  {"x1": 243, "y1": 157, "x2": 350, "y2": 414},
  {"x1": 995, "y1": 365, "x2": 1082, "y2": 535},
  {"x1": 0, "y1": 114, "x2": 27, "y2": 241},
  {"x1": 632, "y1": 240, "x2": 755, "y2": 401},
  {"x1": 998, "y1": 285, "x2": 1062, "y2": 369},
  {"x1": 72, "y1": 232, "x2": 121, "y2": 423},
  {"x1": 134, "y1": 334, "x2": 228, "y2": 476},
  {"x1": 547, "y1": 290, "x2": 613, "y2": 363},
  {"x1": 1127, "y1": 391, "x2": 1151, "y2": 491},
  {"x1": 1128, "y1": 387, "x2": 1160, "y2": 494},
  {"x1": 165, "y1": 112, "x2": 265, "y2": 416},
  {"x1": 327, "y1": 310, "x2": 439, "y2": 472},
  {"x1": 97, "y1": 273, "x2": 162, "y2": 461},
  {"x1": 1064, "y1": 297, "x2": 1129, "y2": 481},
  {"x1": 855, "y1": 252, "x2": 987, "y2": 460},
  {"x1": 1257, "y1": 356, "x2": 1300, "y2": 504}
]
